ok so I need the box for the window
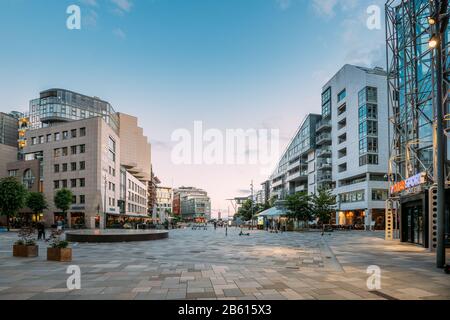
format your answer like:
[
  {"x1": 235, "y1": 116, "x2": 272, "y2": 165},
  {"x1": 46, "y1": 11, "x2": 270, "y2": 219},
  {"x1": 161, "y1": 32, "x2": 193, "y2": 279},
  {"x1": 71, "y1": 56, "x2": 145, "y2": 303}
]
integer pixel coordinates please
[
  {"x1": 339, "y1": 190, "x2": 365, "y2": 203},
  {"x1": 337, "y1": 89, "x2": 346, "y2": 102},
  {"x1": 372, "y1": 189, "x2": 388, "y2": 201},
  {"x1": 71, "y1": 129, "x2": 77, "y2": 138},
  {"x1": 31, "y1": 137, "x2": 37, "y2": 145},
  {"x1": 62, "y1": 163, "x2": 68, "y2": 172},
  {"x1": 80, "y1": 144, "x2": 86, "y2": 153},
  {"x1": 62, "y1": 131, "x2": 69, "y2": 140},
  {"x1": 54, "y1": 164, "x2": 60, "y2": 173},
  {"x1": 71, "y1": 179, "x2": 77, "y2": 188},
  {"x1": 80, "y1": 195, "x2": 85, "y2": 204},
  {"x1": 72, "y1": 195, "x2": 77, "y2": 204},
  {"x1": 22, "y1": 169, "x2": 34, "y2": 189},
  {"x1": 321, "y1": 87, "x2": 331, "y2": 118},
  {"x1": 54, "y1": 180, "x2": 60, "y2": 189},
  {"x1": 62, "y1": 180, "x2": 68, "y2": 188},
  {"x1": 108, "y1": 137, "x2": 116, "y2": 162},
  {"x1": 80, "y1": 127, "x2": 86, "y2": 137},
  {"x1": 359, "y1": 154, "x2": 378, "y2": 166},
  {"x1": 71, "y1": 146, "x2": 77, "y2": 155},
  {"x1": 62, "y1": 147, "x2": 68, "y2": 156},
  {"x1": 79, "y1": 178, "x2": 85, "y2": 187},
  {"x1": 8, "y1": 170, "x2": 18, "y2": 177},
  {"x1": 54, "y1": 132, "x2": 60, "y2": 141},
  {"x1": 46, "y1": 134, "x2": 52, "y2": 143},
  {"x1": 79, "y1": 161, "x2": 85, "y2": 170},
  {"x1": 39, "y1": 136, "x2": 45, "y2": 144},
  {"x1": 54, "y1": 148, "x2": 61, "y2": 158},
  {"x1": 338, "y1": 103, "x2": 346, "y2": 116},
  {"x1": 71, "y1": 162, "x2": 77, "y2": 171}
]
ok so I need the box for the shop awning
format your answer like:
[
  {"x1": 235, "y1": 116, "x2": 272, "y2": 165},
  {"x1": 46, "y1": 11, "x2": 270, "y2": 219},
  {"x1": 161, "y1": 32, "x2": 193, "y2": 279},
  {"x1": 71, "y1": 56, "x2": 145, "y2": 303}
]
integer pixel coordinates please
[{"x1": 257, "y1": 206, "x2": 287, "y2": 218}]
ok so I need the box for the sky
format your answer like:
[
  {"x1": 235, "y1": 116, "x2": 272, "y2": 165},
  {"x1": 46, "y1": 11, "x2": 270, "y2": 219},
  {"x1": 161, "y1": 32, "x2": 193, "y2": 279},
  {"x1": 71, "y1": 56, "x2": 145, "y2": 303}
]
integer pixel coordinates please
[{"x1": 0, "y1": 0, "x2": 386, "y2": 218}]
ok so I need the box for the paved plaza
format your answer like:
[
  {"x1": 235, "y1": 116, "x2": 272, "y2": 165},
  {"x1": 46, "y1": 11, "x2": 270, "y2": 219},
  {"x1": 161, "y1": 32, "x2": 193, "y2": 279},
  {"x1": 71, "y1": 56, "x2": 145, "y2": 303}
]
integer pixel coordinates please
[{"x1": 0, "y1": 227, "x2": 449, "y2": 300}]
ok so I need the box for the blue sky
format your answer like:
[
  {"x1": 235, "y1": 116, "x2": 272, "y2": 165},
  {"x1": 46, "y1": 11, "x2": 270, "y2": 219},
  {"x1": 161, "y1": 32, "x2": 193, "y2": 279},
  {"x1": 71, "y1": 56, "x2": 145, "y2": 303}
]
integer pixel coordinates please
[{"x1": 0, "y1": 0, "x2": 386, "y2": 216}]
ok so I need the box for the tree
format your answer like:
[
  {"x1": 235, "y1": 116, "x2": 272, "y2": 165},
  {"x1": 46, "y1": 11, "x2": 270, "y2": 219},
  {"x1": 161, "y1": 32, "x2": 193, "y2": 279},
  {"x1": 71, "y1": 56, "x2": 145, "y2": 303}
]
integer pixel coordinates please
[
  {"x1": 285, "y1": 192, "x2": 312, "y2": 228},
  {"x1": 54, "y1": 189, "x2": 73, "y2": 217},
  {"x1": 311, "y1": 188, "x2": 336, "y2": 226},
  {"x1": 0, "y1": 177, "x2": 27, "y2": 231},
  {"x1": 26, "y1": 192, "x2": 48, "y2": 216},
  {"x1": 237, "y1": 199, "x2": 254, "y2": 221}
]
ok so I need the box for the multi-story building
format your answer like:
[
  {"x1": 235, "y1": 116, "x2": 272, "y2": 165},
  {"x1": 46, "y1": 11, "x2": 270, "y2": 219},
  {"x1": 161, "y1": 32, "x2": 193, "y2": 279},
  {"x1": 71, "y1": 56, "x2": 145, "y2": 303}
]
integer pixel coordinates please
[
  {"x1": 268, "y1": 65, "x2": 389, "y2": 229},
  {"x1": 386, "y1": 0, "x2": 450, "y2": 248},
  {"x1": 0, "y1": 112, "x2": 20, "y2": 147},
  {"x1": 155, "y1": 186, "x2": 173, "y2": 222},
  {"x1": 269, "y1": 114, "x2": 321, "y2": 199},
  {"x1": 3, "y1": 89, "x2": 153, "y2": 229},
  {"x1": 28, "y1": 89, "x2": 119, "y2": 133},
  {"x1": 323, "y1": 65, "x2": 389, "y2": 228},
  {"x1": 173, "y1": 187, "x2": 211, "y2": 221}
]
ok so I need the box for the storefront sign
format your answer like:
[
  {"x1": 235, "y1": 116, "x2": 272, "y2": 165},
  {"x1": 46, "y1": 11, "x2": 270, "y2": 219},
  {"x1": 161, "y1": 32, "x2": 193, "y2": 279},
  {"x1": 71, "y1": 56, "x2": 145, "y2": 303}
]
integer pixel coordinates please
[
  {"x1": 258, "y1": 216, "x2": 264, "y2": 226},
  {"x1": 390, "y1": 172, "x2": 427, "y2": 194}
]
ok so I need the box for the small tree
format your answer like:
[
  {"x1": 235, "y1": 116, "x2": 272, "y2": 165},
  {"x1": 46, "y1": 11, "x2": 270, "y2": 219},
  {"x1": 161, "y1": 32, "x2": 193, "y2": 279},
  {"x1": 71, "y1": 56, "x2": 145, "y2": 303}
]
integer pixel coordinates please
[
  {"x1": 311, "y1": 188, "x2": 336, "y2": 226},
  {"x1": 26, "y1": 192, "x2": 48, "y2": 217},
  {"x1": 285, "y1": 192, "x2": 312, "y2": 229},
  {"x1": 237, "y1": 199, "x2": 254, "y2": 221},
  {"x1": 0, "y1": 177, "x2": 28, "y2": 231},
  {"x1": 54, "y1": 189, "x2": 73, "y2": 220}
]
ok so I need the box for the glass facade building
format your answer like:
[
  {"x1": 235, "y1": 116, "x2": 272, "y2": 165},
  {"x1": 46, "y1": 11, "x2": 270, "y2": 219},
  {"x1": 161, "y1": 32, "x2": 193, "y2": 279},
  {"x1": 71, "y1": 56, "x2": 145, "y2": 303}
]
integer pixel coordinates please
[
  {"x1": 386, "y1": 0, "x2": 450, "y2": 247},
  {"x1": 28, "y1": 89, "x2": 119, "y2": 133}
]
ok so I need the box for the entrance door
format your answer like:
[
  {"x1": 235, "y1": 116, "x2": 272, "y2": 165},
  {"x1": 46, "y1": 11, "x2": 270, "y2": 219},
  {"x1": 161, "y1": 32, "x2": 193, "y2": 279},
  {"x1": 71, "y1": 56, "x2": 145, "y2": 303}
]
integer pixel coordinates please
[{"x1": 405, "y1": 202, "x2": 424, "y2": 245}]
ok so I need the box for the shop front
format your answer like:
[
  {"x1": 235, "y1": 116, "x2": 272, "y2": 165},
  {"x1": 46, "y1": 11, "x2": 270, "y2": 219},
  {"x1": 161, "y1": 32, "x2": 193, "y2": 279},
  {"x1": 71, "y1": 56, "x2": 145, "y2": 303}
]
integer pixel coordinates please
[{"x1": 400, "y1": 192, "x2": 428, "y2": 247}]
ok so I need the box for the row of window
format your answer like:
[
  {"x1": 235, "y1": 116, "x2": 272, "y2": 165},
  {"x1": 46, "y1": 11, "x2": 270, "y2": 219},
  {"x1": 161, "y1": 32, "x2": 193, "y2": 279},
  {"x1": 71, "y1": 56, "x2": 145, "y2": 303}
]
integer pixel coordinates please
[
  {"x1": 54, "y1": 161, "x2": 86, "y2": 173},
  {"x1": 72, "y1": 195, "x2": 86, "y2": 204},
  {"x1": 54, "y1": 145, "x2": 85, "y2": 157},
  {"x1": 31, "y1": 127, "x2": 86, "y2": 145},
  {"x1": 128, "y1": 191, "x2": 146, "y2": 205},
  {"x1": 128, "y1": 179, "x2": 146, "y2": 196},
  {"x1": 128, "y1": 203, "x2": 147, "y2": 214},
  {"x1": 54, "y1": 178, "x2": 85, "y2": 189},
  {"x1": 338, "y1": 189, "x2": 388, "y2": 203}
]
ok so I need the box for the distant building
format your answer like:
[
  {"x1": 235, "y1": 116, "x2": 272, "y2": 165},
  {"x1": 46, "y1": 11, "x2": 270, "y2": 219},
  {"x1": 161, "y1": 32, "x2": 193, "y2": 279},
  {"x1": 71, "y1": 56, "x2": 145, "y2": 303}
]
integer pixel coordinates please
[
  {"x1": 155, "y1": 186, "x2": 172, "y2": 222},
  {"x1": 0, "y1": 112, "x2": 20, "y2": 147},
  {"x1": 173, "y1": 187, "x2": 211, "y2": 221}
]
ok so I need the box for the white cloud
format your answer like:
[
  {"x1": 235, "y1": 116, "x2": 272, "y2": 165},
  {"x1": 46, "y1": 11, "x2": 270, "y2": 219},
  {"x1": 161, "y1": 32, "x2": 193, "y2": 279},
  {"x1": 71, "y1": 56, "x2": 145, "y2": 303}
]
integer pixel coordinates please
[
  {"x1": 311, "y1": 0, "x2": 358, "y2": 17},
  {"x1": 80, "y1": 0, "x2": 98, "y2": 6},
  {"x1": 111, "y1": 0, "x2": 133, "y2": 12},
  {"x1": 276, "y1": 0, "x2": 292, "y2": 10},
  {"x1": 113, "y1": 28, "x2": 126, "y2": 39}
]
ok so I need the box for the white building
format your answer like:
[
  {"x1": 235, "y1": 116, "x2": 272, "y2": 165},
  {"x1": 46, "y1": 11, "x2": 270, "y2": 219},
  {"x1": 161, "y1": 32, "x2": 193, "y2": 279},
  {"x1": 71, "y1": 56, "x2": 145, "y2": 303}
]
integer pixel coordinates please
[
  {"x1": 323, "y1": 65, "x2": 389, "y2": 228},
  {"x1": 268, "y1": 65, "x2": 389, "y2": 229}
]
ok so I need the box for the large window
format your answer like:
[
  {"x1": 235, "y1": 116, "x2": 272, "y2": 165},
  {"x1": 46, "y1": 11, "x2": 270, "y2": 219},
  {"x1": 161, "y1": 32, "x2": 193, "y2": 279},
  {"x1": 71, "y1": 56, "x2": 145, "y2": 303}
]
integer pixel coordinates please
[
  {"x1": 108, "y1": 137, "x2": 116, "y2": 162},
  {"x1": 322, "y1": 87, "x2": 332, "y2": 118},
  {"x1": 372, "y1": 189, "x2": 388, "y2": 201},
  {"x1": 22, "y1": 169, "x2": 34, "y2": 190},
  {"x1": 337, "y1": 89, "x2": 346, "y2": 102},
  {"x1": 339, "y1": 190, "x2": 365, "y2": 203},
  {"x1": 358, "y1": 87, "x2": 379, "y2": 166}
]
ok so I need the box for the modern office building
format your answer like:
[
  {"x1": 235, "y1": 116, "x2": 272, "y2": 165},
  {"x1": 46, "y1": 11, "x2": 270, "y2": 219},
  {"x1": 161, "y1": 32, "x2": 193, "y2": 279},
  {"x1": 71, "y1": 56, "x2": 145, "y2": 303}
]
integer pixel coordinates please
[
  {"x1": 28, "y1": 88, "x2": 119, "y2": 133},
  {"x1": 2, "y1": 89, "x2": 153, "y2": 229},
  {"x1": 173, "y1": 187, "x2": 211, "y2": 221},
  {"x1": 268, "y1": 65, "x2": 390, "y2": 229},
  {"x1": 386, "y1": 0, "x2": 450, "y2": 248},
  {"x1": 0, "y1": 112, "x2": 20, "y2": 147},
  {"x1": 155, "y1": 186, "x2": 173, "y2": 222}
]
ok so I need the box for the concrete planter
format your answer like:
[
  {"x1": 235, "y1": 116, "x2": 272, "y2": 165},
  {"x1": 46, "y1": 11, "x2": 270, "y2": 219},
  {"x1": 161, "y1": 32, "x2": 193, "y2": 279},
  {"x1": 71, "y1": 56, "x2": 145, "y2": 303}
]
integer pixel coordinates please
[
  {"x1": 47, "y1": 248, "x2": 72, "y2": 262},
  {"x1": 13, "y1": 245, "x2": 39, "y2": 258}
]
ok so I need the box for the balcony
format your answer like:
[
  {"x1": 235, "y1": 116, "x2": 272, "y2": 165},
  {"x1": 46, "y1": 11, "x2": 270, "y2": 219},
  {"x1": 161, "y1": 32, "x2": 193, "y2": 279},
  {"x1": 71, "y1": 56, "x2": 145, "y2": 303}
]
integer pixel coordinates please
[
  {"x1": 317, "y1": 148, "x2": 332, "y2": 158},
  {"x1": 317, "y1": 160, "x2": 332, "y2": 170},
  {"x1": 286, "y1": 170, "x2": 308, "y2": 182},
  {"x1": 317, "y1": 173, "x2": 332, "y2": 183},
  {"x1": 315, "y1": 119, "x2": 332, "y2": 133},
  {"x1": 316, "y1": 133, "x2": 332, "y2": 145}
]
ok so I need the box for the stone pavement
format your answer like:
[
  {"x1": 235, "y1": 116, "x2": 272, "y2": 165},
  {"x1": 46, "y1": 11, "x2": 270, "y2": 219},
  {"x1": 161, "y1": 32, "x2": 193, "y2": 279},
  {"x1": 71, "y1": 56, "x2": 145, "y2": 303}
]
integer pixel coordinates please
[{"x1": 0, "y1": 227, "x2": 449, "y2": 300}]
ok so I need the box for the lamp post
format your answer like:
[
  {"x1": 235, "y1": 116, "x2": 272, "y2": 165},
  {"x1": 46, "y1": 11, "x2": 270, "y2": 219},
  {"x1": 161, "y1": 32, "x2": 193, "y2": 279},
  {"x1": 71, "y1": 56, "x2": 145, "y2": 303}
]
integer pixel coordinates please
[
  {"x1": 104, "y1": 174, "x2": 107, "y2": 230},
  {"x1": 429, "y1": 0, "x2": 448, "y2": 268}
]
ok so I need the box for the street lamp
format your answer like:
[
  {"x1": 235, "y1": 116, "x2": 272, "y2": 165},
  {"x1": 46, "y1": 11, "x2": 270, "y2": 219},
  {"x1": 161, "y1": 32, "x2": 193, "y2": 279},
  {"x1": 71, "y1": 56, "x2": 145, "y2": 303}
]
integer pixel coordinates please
[{"x1": 429, "y1": 35, "x2": 439, "y2": 48}]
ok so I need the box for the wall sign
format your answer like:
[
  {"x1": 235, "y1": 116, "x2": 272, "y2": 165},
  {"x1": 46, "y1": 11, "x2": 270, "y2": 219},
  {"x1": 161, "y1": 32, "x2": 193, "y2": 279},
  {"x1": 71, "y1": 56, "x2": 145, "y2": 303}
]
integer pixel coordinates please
[{"x1": 390, "y1": 172, "x2": 427, "y2": 195}]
